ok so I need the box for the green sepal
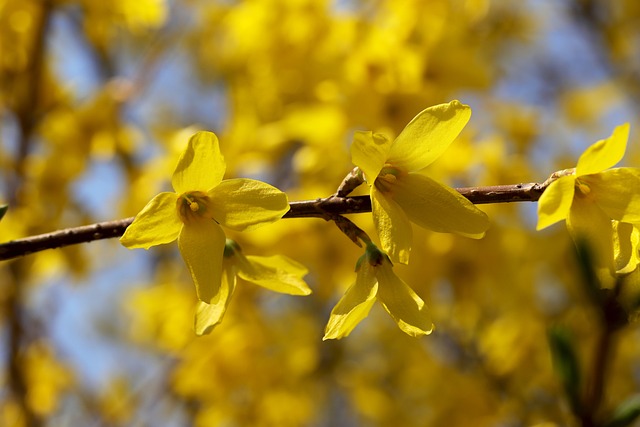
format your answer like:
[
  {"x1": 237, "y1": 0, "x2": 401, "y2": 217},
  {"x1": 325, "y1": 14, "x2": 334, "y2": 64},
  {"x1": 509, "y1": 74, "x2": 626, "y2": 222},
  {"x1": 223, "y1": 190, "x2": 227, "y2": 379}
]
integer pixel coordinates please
[
  {"x1": 223, "y1": 238, "x2": 241, "y2": 258},
  {"x1": 364, "y1": 242, "x2": 385, "y2": 267},
  {"x1": 354, "y1": 253, "x2": 366, "y2": 272},
  {"x1": 547, "y1": 326, "x2": 582, "y2": 416},
  {"x1": 0, "y1": 204, "x2": 7, "y2": 222}
]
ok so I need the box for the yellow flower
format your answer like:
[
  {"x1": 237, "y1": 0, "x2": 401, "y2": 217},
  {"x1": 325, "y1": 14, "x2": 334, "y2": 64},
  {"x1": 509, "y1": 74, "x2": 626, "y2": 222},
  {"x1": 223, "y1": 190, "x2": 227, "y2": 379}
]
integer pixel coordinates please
[
  {"x1": 121, "y1": 131, "x2": 289, "y2": 302},
  {"x1": 323, "y1": 242, "x2": 433, "y2": 340},
  {"x1": 351, "y1": 100, "x2": 490, "y2": 264},
  {"x1": 537, "y1": 124, "x2": 640, "y2": 282},
  {"x1": 195, "y1": 239, "x2": 311, "y2": 335}
]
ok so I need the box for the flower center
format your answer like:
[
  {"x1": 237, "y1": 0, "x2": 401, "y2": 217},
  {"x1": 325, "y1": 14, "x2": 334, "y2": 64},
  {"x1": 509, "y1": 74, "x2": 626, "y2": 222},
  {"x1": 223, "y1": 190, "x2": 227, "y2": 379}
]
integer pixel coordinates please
[
  {"x1": 177, "y1": 191, "x2": 211, "y2": 224},
  {"x1": 374, "y1": 165, "x2": 401, "y2": 193},
  {"x1": 575, "y1": 178, "x2": 591, "y2": 196}
]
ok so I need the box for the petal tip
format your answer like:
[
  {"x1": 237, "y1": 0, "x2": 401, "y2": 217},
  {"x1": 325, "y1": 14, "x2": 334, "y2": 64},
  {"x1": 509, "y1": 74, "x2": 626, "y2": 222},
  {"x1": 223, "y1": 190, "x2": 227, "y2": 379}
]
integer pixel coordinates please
[
  {"x1": 410, "y1": 325, "x2": 435, "y2": 337},
  {"x1": 449, "y1": 99, "x2": 470, "y2": 110}
]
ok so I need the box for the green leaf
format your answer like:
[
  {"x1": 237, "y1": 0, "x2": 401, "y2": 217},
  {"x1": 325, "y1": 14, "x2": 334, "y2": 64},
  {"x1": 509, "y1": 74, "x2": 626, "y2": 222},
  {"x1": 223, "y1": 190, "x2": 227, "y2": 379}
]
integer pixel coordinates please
[
  {"x1": 548, "y1": 326, "x2": 582, "y2": 416},
  {"x1": 605, "y1": 394, "x2": 640, "y2": 427},
  {"x1": 0, "y1": 204, "x2": 7, "y2": 222}
]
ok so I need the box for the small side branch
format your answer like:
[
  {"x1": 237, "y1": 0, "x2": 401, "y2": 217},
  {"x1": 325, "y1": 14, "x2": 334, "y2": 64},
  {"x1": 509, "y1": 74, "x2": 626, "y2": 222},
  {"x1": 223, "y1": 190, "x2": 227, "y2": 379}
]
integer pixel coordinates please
[{"x1": 0, "y1": 179, "x2": 553, "y2": 261}]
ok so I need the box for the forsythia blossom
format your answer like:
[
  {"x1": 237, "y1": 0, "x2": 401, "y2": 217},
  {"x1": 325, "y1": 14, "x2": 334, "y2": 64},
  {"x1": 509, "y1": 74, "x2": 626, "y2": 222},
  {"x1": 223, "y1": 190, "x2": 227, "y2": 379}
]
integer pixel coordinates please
[
  {"x1": 195, "y1": 239, "x2": 311, "y2": 335},
  {"x1": 324, "y1": 242, "x2": 433, "y2": 340},
  {"x1": 537, "y1": 124, "x2": 640, "y2": 282},
  {"x1": 121, "y1": 131, "x2": 290, "y2": 303},
  {"x1": 351, "y1": 100, "x2": 490, "y2": 264}
]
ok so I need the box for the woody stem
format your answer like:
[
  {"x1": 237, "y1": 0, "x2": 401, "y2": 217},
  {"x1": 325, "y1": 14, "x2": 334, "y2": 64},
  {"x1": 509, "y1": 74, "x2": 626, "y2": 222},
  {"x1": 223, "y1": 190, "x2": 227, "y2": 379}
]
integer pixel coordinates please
[{"x1": 0, "y1": 177, "x2": 554, "y2": 261}]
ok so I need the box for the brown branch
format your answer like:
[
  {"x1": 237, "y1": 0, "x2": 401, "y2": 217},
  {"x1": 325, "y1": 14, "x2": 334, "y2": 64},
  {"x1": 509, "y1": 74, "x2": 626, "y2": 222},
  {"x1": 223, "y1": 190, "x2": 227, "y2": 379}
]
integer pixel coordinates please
[{"x1": 0, "y1": 180, "x2": 551, "y2": 261}]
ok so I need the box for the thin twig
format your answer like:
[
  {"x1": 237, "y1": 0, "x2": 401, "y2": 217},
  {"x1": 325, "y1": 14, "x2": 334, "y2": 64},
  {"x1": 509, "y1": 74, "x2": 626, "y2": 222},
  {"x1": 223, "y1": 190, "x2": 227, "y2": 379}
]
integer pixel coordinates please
[
  {"x1": 335, "y1": 167, "x2": 365, "y2": 198},
  {"x1": 0, "y1": 217, "x2": 135, "y2": 260},
  {"x1": 0, "y1": 178, "x2": 553, "y2": 261}
]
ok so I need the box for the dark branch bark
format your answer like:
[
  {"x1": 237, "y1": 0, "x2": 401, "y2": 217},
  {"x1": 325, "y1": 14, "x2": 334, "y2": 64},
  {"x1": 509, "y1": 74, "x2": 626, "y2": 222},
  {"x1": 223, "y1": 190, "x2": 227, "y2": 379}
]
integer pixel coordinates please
[
  {"x1": 0, "y1": 180, "x2": 549, "y2": 261},
  {"x1": 0, "y1": 217, "x2": 135, "y2": 260}
]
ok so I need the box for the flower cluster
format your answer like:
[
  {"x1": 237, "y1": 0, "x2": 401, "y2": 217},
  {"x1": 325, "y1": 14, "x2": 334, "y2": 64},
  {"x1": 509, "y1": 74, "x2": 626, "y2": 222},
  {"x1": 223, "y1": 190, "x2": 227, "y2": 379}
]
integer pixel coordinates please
[
  {"x1": 321, "y1": 100, "x2": 490, "y2": 339},
  {"x1": 121, "y1": 102, "x2": 640, "y2": 340},
  {"x1": 121, "y1": 102, "x2": 494, "y2": 339}
]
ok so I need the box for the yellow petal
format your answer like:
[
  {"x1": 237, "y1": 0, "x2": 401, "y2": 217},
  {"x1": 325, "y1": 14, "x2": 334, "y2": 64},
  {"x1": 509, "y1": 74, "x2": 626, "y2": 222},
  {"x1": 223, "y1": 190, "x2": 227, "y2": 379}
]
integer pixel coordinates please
[
  {"x1": 387, "y1": 100, "x2": 471, "y2": 172},
  {"x1": 236, "y1": 254, "x2": 312, "y2": 295},
  {"x1": 351, "y1": 131, "x2": 392, "y2": 183},
  {"x1": 194, "y1": 264, "x2": 237, "y2": 335},
  {"x1": 208, "y1": 178, "x2": 289, "y2": 231},
  {"x1": 371, "y1": 186, "x2": 412, "y2": 264},
  {"x1": 586, "y1": 168, "x2": 640, "y2": 223},
  {"x1": 172, "y1": 131, "x2": 226, "y2": 194},
  {"x1": 576, "y1": 123, "x2": 629, "y2": 176},
  {"x1": 178, "y1": 220, "x2": 226, "y2": 302},
  {"x1": 613, "y1": 221, "x2": 640, "y2": 275},
  {"x1": 375, "y1": 261, "x2": 434, "y2": 337},
  {"x1": 120, "y1": 192, "x2": 181, "y2": 249},
  {"x1": 567, "y1": 196, "x2": 615, "y2": 287},
  {"x1": 536, "y1": 175, "x2": 576, "y2": 230},
  {"x1": 391, "y1": 172, "x2": 489, "y2": 238},
  {"x1": 323, "y1": 261, "x2": 378, "y2": 340}
]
